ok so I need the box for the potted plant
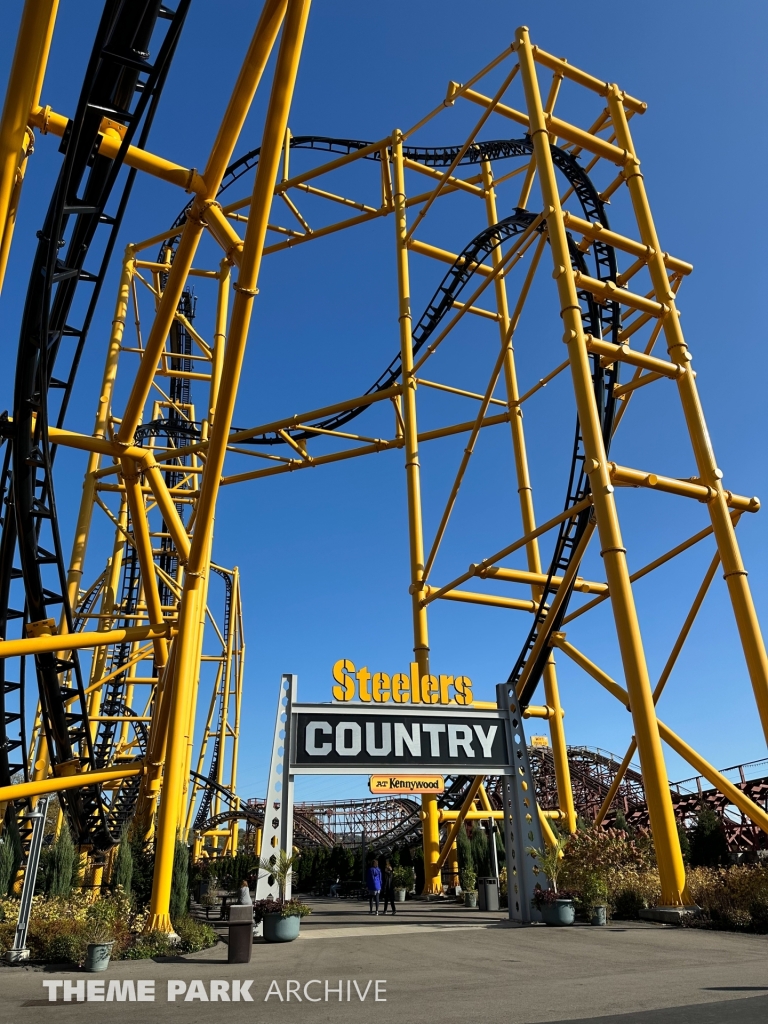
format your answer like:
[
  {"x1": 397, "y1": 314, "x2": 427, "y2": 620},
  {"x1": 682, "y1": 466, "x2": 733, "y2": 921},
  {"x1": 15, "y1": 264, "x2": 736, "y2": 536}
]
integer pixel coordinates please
[
  {"x1": 256, "y1": 850, "x2": 308, "y2": 941},
  {"x1": 201, "y1": 891, "x2": 219, "y2": 920},
  {"x1": 392, "y1": 866, "x2": 413, "y2": 902},
  {"x1": 84, "y1": 921, "x2": 115, "y2": 972},
  {"x1": 253, "y1": 898, "x2": 312, "y2": 942},
  {"x1": 461, "y1": 868, "x2": 478, "y2": 908},
  {"x1": 581, "y1": 872, "x2": 609, "y2": 926},
  {"x1": 526, "y1": 837, "x2": 575, "y2": 926},
  {"x1": 531, "y1": 886, "x2": 579, "y2": 926}
]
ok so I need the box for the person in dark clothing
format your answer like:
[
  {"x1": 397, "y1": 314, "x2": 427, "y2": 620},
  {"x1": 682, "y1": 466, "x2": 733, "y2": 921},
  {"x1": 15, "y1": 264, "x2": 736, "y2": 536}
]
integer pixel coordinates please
[
  {"x1": 366, "y1": 858, "x2": 382, "y2": 915},
  {"x1": 381, "y1": 859, "x2": 396, "y2": 915}
]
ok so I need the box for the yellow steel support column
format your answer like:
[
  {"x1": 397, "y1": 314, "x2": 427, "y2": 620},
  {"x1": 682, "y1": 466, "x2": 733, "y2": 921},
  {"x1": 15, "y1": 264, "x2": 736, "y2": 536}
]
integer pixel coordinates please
[
  {"x1": 392, "y1": 133, "x2": 441, "y2": 892},
  {"x1": 515, "y1": 26, "x2": 688, "y2": 906},
  {"x1": 65, "y1": 249, "x2": 135, "y2": 611},
  {"x1": 448, "y1": 839, "x2": 459, "y2": 887},
  {"x1": 481, "y1": 159, "x2": 576, "y2": 833},
  {"x1": 0, "y1": 0, "x2": 58, "y2": 296},
  {"x1": 145, "y1": 0, "x2": 312, "y2": 932},
  {"x1": 116, "y1": 0, "x2": 288, "y2": 448},
  {"x1": 122, "y1": 463, "x2": 169, "y2": 670},
  {"x1": 605, "y1": 87, "x2": 768, "y2": 744}
]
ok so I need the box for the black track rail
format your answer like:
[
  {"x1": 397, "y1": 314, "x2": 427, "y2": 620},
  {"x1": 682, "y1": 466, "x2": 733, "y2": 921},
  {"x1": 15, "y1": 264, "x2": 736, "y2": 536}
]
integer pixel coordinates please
[{"x1": 0, "y1": 0, "x2": 190, "y2": 850}]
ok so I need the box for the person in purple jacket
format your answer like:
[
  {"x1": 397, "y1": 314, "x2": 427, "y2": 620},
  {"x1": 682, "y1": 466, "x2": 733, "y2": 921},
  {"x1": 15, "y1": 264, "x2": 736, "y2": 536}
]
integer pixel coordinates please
[{"x1": 366, "y1": 858, "x2": 382, "y2": 915}]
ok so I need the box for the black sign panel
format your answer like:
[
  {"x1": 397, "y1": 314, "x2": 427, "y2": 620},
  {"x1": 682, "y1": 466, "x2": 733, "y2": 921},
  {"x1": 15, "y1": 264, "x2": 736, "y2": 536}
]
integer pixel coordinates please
[{"x1": 291, "y1": 707, "x2": 509, "y2": 773}]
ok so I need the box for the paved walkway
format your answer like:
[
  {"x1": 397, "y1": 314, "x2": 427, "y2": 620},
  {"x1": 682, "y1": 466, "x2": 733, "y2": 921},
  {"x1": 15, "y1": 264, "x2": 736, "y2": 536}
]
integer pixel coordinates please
[{"x1": 1, "y1": 897, "x2": 767, "y2": 1023}]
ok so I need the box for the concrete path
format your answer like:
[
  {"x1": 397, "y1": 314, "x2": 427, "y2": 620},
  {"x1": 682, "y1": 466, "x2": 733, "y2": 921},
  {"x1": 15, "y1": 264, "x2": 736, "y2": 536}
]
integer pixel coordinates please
[{"x1": 1, "y1": 898, "x2": 766, "y2": 1023}]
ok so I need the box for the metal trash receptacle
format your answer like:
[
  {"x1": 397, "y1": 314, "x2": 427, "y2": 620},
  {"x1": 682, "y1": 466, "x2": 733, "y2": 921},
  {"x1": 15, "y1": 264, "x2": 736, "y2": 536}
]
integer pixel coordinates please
[
  {"x1": 228, "y1": 905, "x2": 254, "y2": 963},
  {"x1": 478, "y1": 877, "x2": 499, "y2": 912}
]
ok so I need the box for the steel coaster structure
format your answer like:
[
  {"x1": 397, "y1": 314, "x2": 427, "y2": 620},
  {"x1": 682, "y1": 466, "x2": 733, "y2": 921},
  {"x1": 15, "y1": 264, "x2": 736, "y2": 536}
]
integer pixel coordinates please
[
  {"x1": 242, "y1": 752, "x2": 768, "y2": 862},
  {"x1": 0, "y1": 3, "x2": 767, "y2": 927}
]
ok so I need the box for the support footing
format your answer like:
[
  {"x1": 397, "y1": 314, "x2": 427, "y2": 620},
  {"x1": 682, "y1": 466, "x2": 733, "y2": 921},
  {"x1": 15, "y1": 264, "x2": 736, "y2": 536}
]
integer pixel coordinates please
[
  {"x1": 639, "y1": 905, "x2": 700, "y2": 925},
  {"x1": 5, "y1": 948, "x2": 29, "y2": 963}
]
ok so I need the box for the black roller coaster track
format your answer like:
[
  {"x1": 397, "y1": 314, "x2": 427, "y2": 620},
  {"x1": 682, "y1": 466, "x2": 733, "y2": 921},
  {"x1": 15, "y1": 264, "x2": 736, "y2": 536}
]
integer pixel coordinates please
[
  {"x1": 0, "y1": 0, "x2": 190, "y2": 852},
  {"x1": 161, "y1": 134, "x2": 619, "y2": 715}
]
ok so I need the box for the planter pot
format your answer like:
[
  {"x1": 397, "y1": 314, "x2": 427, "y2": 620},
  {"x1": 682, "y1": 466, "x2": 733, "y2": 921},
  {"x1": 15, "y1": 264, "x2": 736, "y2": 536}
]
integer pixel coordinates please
[
  {"x1": 263, "y1": 912, "x2": 301, "y2": 943},
  {"x1": 540, "y1": 900, "x2": 575, "y2": 926},
  {"x1": 85, "y1": 941, "x2": 114, "y2": 972},
  {"x1": 464, "y1": 891, "x2": 478, "y2": 908},
  {"x1": 590, "y1": 905, "x2": 607, "y2": 926},
  {"x1": 394, "y1": 888, "x2": 407, "y2": 903}
]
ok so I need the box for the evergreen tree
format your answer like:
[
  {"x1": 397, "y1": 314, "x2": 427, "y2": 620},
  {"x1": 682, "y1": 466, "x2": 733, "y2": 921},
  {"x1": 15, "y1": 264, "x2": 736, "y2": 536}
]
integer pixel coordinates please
[
  {"x1": 170, "y1": 839, "x2": 190, "y2": 925},
  {"x1": 0, "y1": 834, "x2": 15, "y2": 895},
  {"x1": 613, "y1": 809, "x2": 628, "y2": 832},
  {"x1": 112, "y1": 830, "x2": 133, "y2": 895},
  {"x1": 677, "y1": 822, "x2": 691, "y2": 864},
  {"x1": 689, "y1": 807, "x2": 729, "y2": 867},
  {"x1": 470, "y1": 825, "x2": 489, "y2": 878},
  {"x1": 46, "y1": 823, "x2": 75, "y2": 897},
  {"x1": 0, "y1": 812, "x2": 21, "y2": 895},
  {"x1": 456, "y1": 823, "x2": 473, "y2": 878},
  {"x1": 128, "y1": 831, "x2": 155, "y2": 906}
]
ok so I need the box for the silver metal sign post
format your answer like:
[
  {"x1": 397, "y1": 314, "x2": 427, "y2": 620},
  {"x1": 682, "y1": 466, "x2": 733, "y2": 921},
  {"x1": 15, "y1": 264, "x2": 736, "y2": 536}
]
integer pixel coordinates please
[
  {"x1": 6, "y1": 795, "x2": 50, "y2": 962},
  {"x1": 496, "y1": 683, "x2": 546, "y2": 923},
  {"x1": 254, "y1": 673, "x2": 296, "y2": 914}
]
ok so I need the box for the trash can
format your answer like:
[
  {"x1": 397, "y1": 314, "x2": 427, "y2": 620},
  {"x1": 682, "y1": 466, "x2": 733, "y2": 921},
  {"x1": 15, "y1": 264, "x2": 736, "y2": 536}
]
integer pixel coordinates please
[
  {"x1": 227, "y1": 905, "x2": 254, "y2": 963},
  {"x1": 478, "y1": 877, "x2": 499, "y2": 912}
]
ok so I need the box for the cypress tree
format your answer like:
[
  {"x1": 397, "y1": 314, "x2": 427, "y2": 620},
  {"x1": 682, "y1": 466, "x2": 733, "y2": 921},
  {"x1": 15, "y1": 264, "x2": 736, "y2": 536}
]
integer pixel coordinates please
[
  {"x1": 47, "y1": 823, "x2": 75, "y2": 897},
  {"x1": 0, "y1": 832, "x2": 15, "y2": 895},
  {"x1": 112, "y1": 830, "x2": 133, "y2": 895},
  {"x1": 470, "y1": 825, "x2": 489, "y2": 878},
  {"x1": 170, "y1": 839, "x2": 190, "y2": 925},
  {"x1": 456, "y1": 823, "x2": 473, "y2": 877}
]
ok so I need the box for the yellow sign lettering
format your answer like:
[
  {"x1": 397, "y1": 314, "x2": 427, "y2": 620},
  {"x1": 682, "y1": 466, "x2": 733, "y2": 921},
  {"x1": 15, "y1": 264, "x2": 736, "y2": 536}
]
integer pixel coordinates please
[{"x1": 332, "y1": 661, "x2": 474, "y2": 705}]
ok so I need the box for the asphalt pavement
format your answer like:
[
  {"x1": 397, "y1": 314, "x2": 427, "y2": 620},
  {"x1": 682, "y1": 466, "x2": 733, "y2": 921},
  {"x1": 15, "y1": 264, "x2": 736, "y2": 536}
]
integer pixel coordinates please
[{"x1": 1, "y1": 897, "x2": 766, "y2": 1024}]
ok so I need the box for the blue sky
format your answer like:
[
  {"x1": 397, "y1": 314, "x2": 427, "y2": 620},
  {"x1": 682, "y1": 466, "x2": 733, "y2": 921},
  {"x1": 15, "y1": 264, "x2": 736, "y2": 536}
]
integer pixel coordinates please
[{"x1": 1, "y1": 1, "x2": 767, "y2": 807}]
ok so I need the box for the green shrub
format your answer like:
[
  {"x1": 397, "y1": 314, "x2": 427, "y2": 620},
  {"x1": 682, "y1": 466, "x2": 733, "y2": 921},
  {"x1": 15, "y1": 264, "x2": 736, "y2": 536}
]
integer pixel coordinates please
[
  {"x1": 613, "y1": 888, "x2": 647, "y2": 919},
  {"x1": 689, "y1": 809, "x2": 729, "y2": 868},
  {"x1": 173, "y1": 915, "x2": 217, "y2": 953},
  {"x1": 121, "y1": 931, "x2": 175, "y2": 960},
  {"x1": 392, "y1": 866, "x2": 414, "y2": 890}
]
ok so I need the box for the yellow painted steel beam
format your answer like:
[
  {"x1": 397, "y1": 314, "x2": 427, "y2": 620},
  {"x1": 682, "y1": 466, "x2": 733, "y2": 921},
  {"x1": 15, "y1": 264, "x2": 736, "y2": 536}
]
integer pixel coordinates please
[
  {"x1": 0, "y1": 764, "x2": 144, "y2": 805},
  {"x1": 117, "y1": 0, "x2": 289, "y2": 448},
  {"x1": 407, "y1": 237, "x2": 494, "y2": 276},
  {"x1": 561, "y1": 211, "x2": 691, "y2": 275},
  {"x1": 516, "y1": 25, "x2": 688, "y2": 906},
  {"x1": 146, "y1": 0, "x2": 312, "y2": 934},
  {"x1": 422, "y1": 586, "x2": 536, "y2": 612},
  {"x1": 0, "y1": 622, "x2": 169, "y2": 659},
  {"x1": 478, "y1": 565, "x2": 607, "y2": 595},
  {"x1": 530, "y1": 45, "x2": 646, "y2": 114},
  {"x1": 461, "y1": 86, "x2": 628, "y2": 166},
  {"x1": 607, "y1": 463, "x2": 759, "y2": 512},
  {"x1": 584, "y1": 337, "x2": 684, "y2": 380},
  {"x1": 434, "y1": 776, "x2": 484, "y2": 873},
  {"x1": 439, "y1": 809, "x2": 504, "y2": 821},
  {"x1": 605, "y1": 85, "x2": 768, "y2": 745},
  {"x1": 0, "y1": 0, "x2": 58, "y2": 296}
]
